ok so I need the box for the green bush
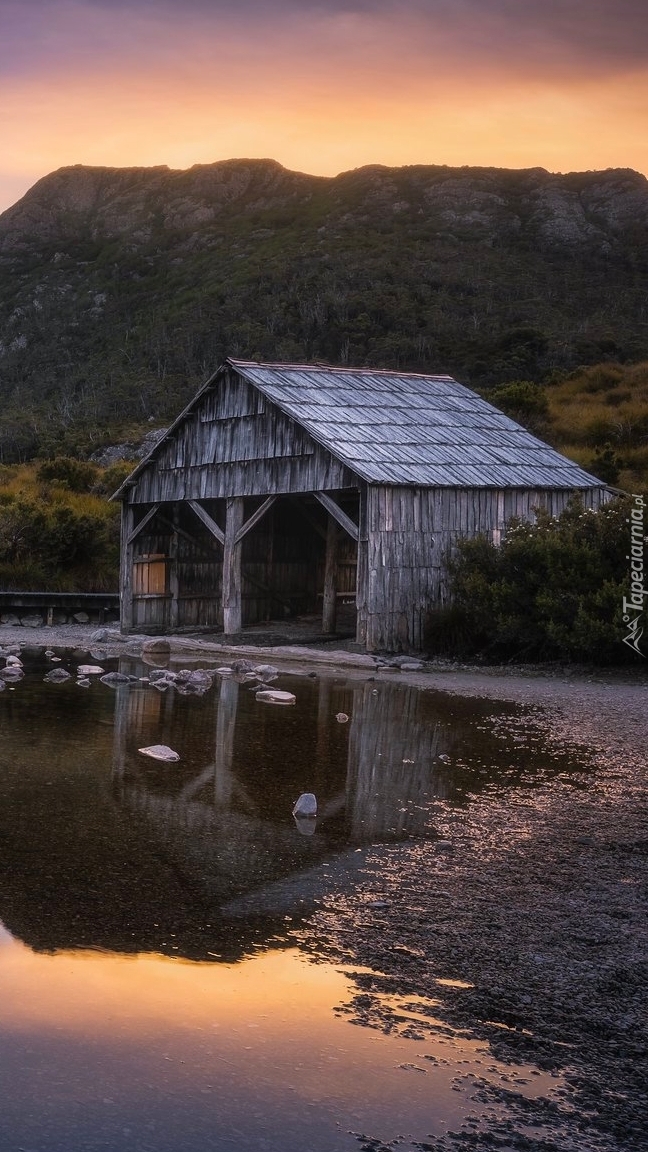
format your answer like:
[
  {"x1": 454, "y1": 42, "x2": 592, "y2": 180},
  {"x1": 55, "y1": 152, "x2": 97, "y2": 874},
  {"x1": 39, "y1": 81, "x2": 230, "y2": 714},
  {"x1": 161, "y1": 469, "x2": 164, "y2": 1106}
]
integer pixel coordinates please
[
  {"x1": 91, "y1": 460, "x2": 134, "y2": 496},
  {"x1": 36, "y1": 456, "x2": 98, "y2": 493},
  {"x1": 0, "y1": 497, "x2": 118, "y2": 590},
  {"x1": 427, "y1": 495, "x2": 645, "y2": 664}
]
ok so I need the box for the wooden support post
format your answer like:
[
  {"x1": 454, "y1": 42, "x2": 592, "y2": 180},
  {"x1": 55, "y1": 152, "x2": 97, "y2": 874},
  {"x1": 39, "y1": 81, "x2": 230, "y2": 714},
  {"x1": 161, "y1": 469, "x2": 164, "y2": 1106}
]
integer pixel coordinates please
[
  {"x1": 322, "y1": 514, "x2": 339, "y2": 634},
  {"x1": 120, "y1": 502, "x2": 135, "y2": 633},
  {"x1": 214, "y1": 676, "x2": 239, "y2": 809},
  {"x1": 169, "y1": 506, "x2": 179, "y2": 629},
  {"x1": 222, "y1": 496, "x2": 244, "y2": 634}
]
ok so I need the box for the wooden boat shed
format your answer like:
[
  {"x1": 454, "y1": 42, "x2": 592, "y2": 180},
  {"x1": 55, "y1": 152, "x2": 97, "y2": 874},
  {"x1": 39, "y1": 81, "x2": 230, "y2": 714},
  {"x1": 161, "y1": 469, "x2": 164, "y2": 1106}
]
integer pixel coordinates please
[{"x1": 113, "y1": 358, "x2": 608, "y2": 651}]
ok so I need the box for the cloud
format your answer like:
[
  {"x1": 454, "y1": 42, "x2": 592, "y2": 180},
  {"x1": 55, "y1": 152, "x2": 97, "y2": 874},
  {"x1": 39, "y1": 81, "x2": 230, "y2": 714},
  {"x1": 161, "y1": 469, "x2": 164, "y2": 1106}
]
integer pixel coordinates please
[{"x1": 2, "y1": 0, "x2": 648, "y2": 80}]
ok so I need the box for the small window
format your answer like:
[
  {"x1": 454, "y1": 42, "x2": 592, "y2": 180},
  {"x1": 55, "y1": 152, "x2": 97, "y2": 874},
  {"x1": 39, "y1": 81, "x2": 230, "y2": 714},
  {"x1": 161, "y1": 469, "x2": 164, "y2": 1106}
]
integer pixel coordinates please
[{"x1": 133, "y1": 553, "x2": 167, "y2": 595}]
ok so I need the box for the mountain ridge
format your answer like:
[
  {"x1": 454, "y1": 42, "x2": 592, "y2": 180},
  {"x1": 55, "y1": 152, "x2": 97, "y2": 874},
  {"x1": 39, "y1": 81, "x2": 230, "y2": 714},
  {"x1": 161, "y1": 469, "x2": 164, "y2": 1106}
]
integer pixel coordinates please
[{"x1": 0, "y1": 157, "x2": 647, "y2": 463}]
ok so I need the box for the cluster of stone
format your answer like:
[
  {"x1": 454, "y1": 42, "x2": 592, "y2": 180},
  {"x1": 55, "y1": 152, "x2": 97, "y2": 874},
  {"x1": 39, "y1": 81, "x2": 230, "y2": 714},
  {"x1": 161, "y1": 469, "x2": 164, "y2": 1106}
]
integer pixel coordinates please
[{"x1": 0, "y1": 611, "x2": 119, "y2": 628}]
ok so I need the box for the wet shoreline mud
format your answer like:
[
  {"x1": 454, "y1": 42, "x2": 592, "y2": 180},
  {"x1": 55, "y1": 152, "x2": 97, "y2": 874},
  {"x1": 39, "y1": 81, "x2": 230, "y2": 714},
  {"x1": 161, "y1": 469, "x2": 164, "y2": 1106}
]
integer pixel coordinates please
[{"x1": 1, "y1": 623, "x2": 646, "y2": 1151}]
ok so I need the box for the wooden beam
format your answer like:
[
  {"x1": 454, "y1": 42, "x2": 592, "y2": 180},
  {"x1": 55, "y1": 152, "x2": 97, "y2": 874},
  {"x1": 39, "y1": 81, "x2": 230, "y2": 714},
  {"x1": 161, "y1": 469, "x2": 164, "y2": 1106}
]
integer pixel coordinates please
[
  {"x1": 222, "y1": 496, "x2": 244, "y2": 633},
  {"x1": 234, "y1": 495, "x2": 277, "y2": 545},
  {"x1": 313, "y1": 491, "x2": 359, "y2": 541},
  {"x1": 322, "y1": 515, "x2": 339, "y2": 634},
  {"x1": 169, "y1": 506, "x2": 179, "y2": 629},
  {"x1": 120, "y1": 503, "x2": 135, "y2": 632},
  {"x1": 126, "y1": 503, "x2": 161, "y2": 546},
  {"x1": 156, "y1": 514, "x2": 214, "y2": 560},
  {"x1": 214, "y1": 676, "x2": 239, "y2": 809},
  {"x1": 188, "y1": 500, "x2": 225, "y2": 546}
]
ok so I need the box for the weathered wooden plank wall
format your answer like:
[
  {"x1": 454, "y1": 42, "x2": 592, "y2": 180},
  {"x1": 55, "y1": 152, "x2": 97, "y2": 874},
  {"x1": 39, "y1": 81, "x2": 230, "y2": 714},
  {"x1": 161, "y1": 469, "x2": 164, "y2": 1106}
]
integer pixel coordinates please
[
  {"x1": 360, "y1": 484, "x2": 609, "y2": 652},
  {"x1": 127, "y1": 370, "x2": 358, "y2": 504}
]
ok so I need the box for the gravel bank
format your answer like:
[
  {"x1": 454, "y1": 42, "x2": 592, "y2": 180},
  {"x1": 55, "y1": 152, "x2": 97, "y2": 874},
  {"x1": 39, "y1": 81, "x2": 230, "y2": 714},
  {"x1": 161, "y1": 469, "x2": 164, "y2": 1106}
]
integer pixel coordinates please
[{"x1": 301, "y1": 675, "x2": 648, "y2": 1152}]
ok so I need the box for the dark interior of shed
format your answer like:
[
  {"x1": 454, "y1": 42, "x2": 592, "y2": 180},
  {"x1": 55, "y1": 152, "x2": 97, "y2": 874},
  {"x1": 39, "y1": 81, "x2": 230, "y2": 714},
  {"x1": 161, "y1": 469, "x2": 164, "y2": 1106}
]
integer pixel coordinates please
[{"x1": 129, "y1": 491, "x2": 359, "y2": 636}]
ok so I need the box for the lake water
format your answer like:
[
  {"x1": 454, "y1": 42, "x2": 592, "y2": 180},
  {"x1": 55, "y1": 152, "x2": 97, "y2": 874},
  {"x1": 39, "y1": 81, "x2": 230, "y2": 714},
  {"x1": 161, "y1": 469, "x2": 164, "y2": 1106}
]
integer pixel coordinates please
[{"x1": 0, "y1": 647, "x2": 575, "y2": 1151}]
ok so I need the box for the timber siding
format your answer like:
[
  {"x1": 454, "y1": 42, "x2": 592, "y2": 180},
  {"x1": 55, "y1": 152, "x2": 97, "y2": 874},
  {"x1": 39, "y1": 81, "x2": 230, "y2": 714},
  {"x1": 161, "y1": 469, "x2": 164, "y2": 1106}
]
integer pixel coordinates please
[
  {"x1": 359, "y1": 485, "x2": 604, "y2": 650},
  {"x1": 128, "y1": 370, "x2": 357, "y2": 504},
  {"x1": 114, "y1": 359, "x2": 610, "y2": 652}
]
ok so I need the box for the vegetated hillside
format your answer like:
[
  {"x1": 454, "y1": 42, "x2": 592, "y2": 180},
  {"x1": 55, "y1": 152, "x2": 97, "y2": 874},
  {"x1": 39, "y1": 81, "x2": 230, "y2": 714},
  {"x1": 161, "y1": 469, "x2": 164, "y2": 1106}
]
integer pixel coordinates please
[
  {"x1": 1, "y1": 157, "x2": 648, "y2": 464},
  {"x1": 488, "y1": 361, "x2": 648, "y2": 491},
  {"x1": 0, "y1": 459, "x2": 125, "y2": 591}
]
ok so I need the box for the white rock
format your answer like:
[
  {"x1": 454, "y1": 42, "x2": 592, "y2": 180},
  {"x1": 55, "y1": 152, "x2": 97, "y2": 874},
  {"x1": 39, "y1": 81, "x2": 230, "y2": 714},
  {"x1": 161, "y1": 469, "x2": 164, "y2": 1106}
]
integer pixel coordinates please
[
  {"x1": 138, "y1": 744, "x2": 180, "y2": 762},
  {"x1": 77, "y1": 665, "x2": 104, "y2": 676},
  {"x1": 255, "y1": 689, "x2": 296, "y2": 705},
  {"x1": 292, "y1": 792, "x2": 317, "y2": 817},
  {"x1": 336, "y1": 712, "x2": 349, "y2": 723}
]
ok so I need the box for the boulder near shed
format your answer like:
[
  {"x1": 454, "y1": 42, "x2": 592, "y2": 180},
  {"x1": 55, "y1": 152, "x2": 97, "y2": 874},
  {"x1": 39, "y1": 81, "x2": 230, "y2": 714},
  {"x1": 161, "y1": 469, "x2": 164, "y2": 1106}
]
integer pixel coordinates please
[{"x1": 113, "y1": 359, "x2": 609, "y2": 652}]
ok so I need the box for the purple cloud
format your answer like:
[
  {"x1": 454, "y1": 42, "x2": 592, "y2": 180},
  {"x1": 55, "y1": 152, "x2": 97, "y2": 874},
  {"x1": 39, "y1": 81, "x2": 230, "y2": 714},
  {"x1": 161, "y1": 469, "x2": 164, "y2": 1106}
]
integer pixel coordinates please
[{"x1": 1, "y1": 0, "x2": 647, "y2": 80}]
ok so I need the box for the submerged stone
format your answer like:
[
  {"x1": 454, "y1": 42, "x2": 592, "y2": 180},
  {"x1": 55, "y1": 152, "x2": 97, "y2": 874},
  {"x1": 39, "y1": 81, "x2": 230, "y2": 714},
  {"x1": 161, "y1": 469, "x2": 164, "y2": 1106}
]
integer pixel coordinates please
[
  {"x1": 44, "y1": 668, "x2": 71, "y2": 683},
  {"x1": 256, "y1": 689, "x2": 296, "y2": 705},
  {"x1": 138, "y1": 744, "x2": 180, "y2": 762},
  {"x1": 100, "y1": 672, "x2": 131, "y2": 686},
  {"x1": 293, "y1": 813, "x2": 317, "y2": 836}
]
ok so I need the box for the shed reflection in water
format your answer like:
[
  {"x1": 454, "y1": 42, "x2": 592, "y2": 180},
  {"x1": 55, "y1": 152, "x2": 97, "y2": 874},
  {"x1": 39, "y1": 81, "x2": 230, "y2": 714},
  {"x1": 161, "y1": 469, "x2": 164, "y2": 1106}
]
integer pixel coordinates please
[{"x1": 0, "y1": 651, "x2": 551, "y2": 960}]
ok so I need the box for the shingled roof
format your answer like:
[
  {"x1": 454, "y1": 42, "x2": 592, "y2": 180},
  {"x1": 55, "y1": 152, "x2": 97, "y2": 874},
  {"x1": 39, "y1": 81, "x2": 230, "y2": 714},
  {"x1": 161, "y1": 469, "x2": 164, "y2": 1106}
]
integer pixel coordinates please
[
  {"x1": 116, "y1": 359, "x2": 604, "y2": 494},
  {"x1": 228, "y1": 360, "x2": 602, "y2": 489}
]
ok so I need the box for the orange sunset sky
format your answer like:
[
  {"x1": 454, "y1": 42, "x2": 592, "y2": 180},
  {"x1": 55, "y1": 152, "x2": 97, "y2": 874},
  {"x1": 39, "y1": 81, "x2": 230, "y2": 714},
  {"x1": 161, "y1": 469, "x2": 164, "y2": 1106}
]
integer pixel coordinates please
[{"x1": 1, "y1": 0, "x2": 647, "y2": 213}]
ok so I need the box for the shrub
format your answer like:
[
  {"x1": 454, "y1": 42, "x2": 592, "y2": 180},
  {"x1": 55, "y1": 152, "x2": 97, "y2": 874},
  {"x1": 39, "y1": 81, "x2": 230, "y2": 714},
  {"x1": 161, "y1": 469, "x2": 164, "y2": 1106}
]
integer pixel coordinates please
[
  {"x1": 426, "y1": 495, "x2": 644, "y2": 664},
  {"x1": 91, "y1": 460, "x2": 134, "y2": 496},
  {"x1": 36, "y1": 456, "x2": 98, "y2": 493},
  {"x1": 0, "y1": 496, "x2": 118, "y2": 590},
  {"x1": 489, "y1": 380, "x2": 549, "y2": 435}
]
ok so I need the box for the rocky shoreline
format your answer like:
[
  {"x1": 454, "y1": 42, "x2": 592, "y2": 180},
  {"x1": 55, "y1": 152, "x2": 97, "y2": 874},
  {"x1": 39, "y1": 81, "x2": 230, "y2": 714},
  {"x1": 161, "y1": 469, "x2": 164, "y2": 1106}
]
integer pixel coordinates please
[{"x1": 300, "y1": 674, "x2": 648, "y2": 1152}]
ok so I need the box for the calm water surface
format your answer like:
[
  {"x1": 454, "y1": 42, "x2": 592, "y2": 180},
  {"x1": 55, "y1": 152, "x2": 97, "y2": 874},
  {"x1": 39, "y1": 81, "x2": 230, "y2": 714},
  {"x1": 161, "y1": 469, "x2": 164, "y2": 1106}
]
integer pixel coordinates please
[{"x1": 0, "y1": 647, "x2": 579, "y2": 1151}]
